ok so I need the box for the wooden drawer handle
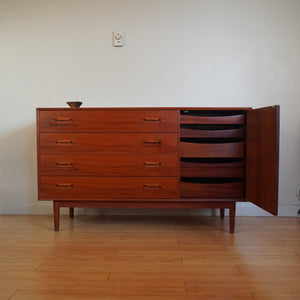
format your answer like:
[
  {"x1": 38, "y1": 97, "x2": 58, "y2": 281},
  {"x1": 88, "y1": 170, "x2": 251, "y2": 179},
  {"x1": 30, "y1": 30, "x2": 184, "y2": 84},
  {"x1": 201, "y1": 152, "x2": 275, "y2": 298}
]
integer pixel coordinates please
[
  {"x1": 56, "y1": 184, "x2": 73, "y2": 189},
  {"x1": 55, "y1": 140, "x2": 73, "y2": 145},
  {"x1": 55, "y1": 162, "x2": 73, "y2": 168},
  {"x1": 143, "y1": 184, "x2": 162, "y2": 190},
  {"x1": 142, "y1": 118, "x2": 161, "y2": 123},
  {"x1": 143, "y1": 139, "x2": 161, "y2": 146},
  {"x1": 54, "y1": 118, "x2": 73, "y2": 124},
  {"x1": 143, "y1": 162, "x2": 162, "y2": 167}
]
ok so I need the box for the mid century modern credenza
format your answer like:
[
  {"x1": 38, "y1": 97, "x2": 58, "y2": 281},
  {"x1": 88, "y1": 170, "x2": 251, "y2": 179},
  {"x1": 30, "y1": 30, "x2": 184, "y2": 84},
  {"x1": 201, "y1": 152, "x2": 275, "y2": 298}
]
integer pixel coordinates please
[{"x1": 36, "y1": 106, "x2": 279, "y2": 232}]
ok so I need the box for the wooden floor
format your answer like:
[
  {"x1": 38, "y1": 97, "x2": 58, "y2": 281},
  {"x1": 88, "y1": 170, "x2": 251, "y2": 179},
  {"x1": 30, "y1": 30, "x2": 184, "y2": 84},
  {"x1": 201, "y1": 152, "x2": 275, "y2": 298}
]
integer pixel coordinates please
[{"x1": 0, "y1": 214, "x2": 300, "y2": 300}]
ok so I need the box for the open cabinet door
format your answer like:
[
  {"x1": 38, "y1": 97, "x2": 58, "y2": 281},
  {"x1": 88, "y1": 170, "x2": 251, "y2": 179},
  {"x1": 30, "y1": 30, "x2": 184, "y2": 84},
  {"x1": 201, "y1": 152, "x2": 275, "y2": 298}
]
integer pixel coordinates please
[{"x1": 246, "y1": 105, "x2": 280, "y2": 215}]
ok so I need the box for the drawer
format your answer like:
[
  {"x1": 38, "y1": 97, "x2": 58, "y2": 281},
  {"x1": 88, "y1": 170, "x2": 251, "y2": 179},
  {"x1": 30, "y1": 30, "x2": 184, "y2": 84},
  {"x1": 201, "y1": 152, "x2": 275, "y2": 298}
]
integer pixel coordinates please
[
  {"x1": 40, "y1": 154, "x2": 178, "y2": 176},
  {"x1": 39, "y1": 133, "x2": 177, "y2": 154},
  {"x1": 180, "y1": 140, "x2": 244, "y2": 158},
  {"x1": 39, "y1": 176, "x2": 179, "y2": 200},
  {"x1": 180, "y1": 159, "x2": 244, "y2": 178},
  {"x1": 180, "y1": 114, "x2": 245, "y2": 125},
  {"x1": 180, "y1": 126, "x2": 245, "y2": 138},
  {"x1": 38, "y1": 110, "x2": 178, "y2": 133},
  {"x1": 180, "y1": 178, "x2": 244, "y2": 198}
]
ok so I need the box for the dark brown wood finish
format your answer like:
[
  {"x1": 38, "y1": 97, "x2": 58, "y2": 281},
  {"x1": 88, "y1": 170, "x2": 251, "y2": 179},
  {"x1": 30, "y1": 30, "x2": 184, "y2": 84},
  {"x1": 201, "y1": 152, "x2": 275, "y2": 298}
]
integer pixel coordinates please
[
  {"x1": 39, "y1": 133, "x2": 177, "y2": 154},
  {"x1": 180, "y1": 141, "x2": 245, "y2": 158},
  {"x1": 180, "y1": 114, "x2": 245, "y2": 124},
  {"x1": 40, "y1": 154, "x2": 177, "y2": 176},
  {"x1": 180, "y1": 181, "x2": 244, "y2": 198},
  {"x1": 39, "y1": 110, "x2": 177, "y2": 133},
  {"x1": 180, "y1": 161, "x2": 244, "y2": 178},
  {"x1": 36, "y1": 106, "x2": 279, "y2": 233},
  {"x1": 40, "y1": 176, "x2": 179, "y2": 200},
  {"x1": 245, "y1": 106, "x2": 280, "y2": 215},
  {"x1": 180, "y1": 128, "x2": 245, "y2": 138}
]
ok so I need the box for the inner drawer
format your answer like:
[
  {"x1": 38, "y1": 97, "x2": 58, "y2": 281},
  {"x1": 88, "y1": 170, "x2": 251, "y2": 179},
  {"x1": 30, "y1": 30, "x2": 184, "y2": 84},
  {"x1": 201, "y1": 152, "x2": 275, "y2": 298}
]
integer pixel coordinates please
[
  {"x1": 180, "y1": 178, "x2": 244, "y2": 198},
  {"x1": 180, "y1": 124, "x2": 245, "y2": 138},
  {"x1": 180, "y1": 111, "x2": 245, "y2": 125},
  {"x1": 181, "y1": 158, "x2": 244, "y2": 178},
  {"x1": 180, "y1": 140, "x2": 245, "y2": 158}
]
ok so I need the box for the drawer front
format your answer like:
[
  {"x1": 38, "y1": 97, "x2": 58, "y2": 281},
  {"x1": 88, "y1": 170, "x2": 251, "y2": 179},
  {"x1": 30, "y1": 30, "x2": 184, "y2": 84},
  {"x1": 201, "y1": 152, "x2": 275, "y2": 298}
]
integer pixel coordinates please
[
  {"x1": 180, "y1": 114, "x2": 245, "y2": 125},
  {"x1": 180, "y1": 160, "x2": 244, "y2": 178},
  {"x1": 180, "y1": 127, "x2": 245, "y2": 138},
  {"x1": 180, "y1": 180, "x2": 244, "y2": 198},
  {"x1": 40, "y1": 177, "x2": 178, "y2": 200},
  {"x1": 180, "y1": 141, "x2": 244, "y2": 158},
  {"x1": 39, "y1": 133, "x2": 177, "y2": 154},
  {"x1": 40, "y1": 154, "x2": 178, "y2": 176},
  {"x1": 38, "y1": 110, "x2": 178, "y2": 133}
]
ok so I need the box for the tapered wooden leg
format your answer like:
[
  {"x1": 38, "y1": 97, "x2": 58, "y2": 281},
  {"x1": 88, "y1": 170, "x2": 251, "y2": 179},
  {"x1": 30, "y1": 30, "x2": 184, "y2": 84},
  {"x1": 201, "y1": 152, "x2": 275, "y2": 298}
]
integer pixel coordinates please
[
  {"x1": 220, "y1": 208, "x2": 225, "y2": 219},
  {"x1": 69, "y1": 207, "x2": 74, "y2": 218},
  {"x1": 229, "y1": 202, "x2": 236, "y2": 233},
  {"x1": 53, "y1": 201, "x2": 60, "y2": 231}
]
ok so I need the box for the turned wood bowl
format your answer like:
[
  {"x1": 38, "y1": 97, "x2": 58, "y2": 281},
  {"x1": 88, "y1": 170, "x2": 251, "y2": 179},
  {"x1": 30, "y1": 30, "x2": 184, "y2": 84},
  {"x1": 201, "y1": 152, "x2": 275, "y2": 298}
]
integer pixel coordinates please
[{"x1": 66, "y1": 101, "x2": 82, "y2": 108}]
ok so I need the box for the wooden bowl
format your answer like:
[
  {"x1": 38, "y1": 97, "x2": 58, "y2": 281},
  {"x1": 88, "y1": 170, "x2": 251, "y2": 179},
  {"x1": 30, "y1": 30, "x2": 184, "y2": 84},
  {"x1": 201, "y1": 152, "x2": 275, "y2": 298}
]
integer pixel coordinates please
[{"x1": 67, "y1": 101, "x2": 82, "y2": 108}]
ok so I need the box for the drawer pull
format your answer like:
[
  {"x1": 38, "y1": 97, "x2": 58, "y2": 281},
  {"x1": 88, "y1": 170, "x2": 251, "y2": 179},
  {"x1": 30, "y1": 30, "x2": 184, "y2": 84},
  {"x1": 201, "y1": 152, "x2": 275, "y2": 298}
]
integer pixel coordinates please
[
  {"x1": 55, "y1": 162, "x2": 73, "y2": 168},
  {"x1": 54, "y1": 118, "x2": 73, "y2": 124},
  {"x1": 142, "y1": 118, "x2": 161, "y2": 123},
  {"x1": 143, "y1": 139, "x2": 161, "y2": 146},
  {"x1": 143, "y1": 162, "x2": 162, "y2": 167},
  {"x1": 143, "y1": 184, "x2": 162, "y2": 190},
  {"x1": 55, "y1": 140, "x2": 73, "y2": 145},
  {"x1": 56, "y1": 184, "x2": 73, "y2": 189}
]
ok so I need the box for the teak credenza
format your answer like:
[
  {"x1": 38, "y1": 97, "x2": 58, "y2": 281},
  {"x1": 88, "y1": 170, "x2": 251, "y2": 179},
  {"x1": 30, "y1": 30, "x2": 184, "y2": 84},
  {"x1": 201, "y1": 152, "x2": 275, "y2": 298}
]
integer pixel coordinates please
[{"x1": 36, "y1": 106, "x2": 279, "y2": 232}]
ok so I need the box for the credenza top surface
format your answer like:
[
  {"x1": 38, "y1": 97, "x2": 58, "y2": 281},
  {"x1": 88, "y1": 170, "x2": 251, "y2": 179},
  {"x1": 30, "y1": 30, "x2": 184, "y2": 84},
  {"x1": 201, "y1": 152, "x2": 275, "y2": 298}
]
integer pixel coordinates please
[{"x1": 37, "y1": 107, "x2": 252, "y2": 111}]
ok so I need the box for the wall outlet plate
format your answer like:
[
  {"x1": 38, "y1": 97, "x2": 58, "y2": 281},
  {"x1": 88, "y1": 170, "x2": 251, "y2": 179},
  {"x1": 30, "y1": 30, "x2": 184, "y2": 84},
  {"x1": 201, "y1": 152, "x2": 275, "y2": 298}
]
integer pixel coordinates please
[{"x1": 113, "y1": 31, "x2": 123, "y2": 47}]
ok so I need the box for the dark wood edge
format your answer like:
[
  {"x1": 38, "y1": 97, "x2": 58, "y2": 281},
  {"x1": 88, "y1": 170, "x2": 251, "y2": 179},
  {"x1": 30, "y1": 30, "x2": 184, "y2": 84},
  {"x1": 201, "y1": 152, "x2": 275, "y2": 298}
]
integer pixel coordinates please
[
  {"x1": 41, "y1": 198, "x2": 244, "y2": 202},
  {"x1": 55, "y1": 200, "x2": 237, "y2": 208},
  {"x1": 177, "y1": 110, "x2": 181, "y2": 196},
  {"x1": 36, "y1": 110, "x2": 41, "y2": 200}
]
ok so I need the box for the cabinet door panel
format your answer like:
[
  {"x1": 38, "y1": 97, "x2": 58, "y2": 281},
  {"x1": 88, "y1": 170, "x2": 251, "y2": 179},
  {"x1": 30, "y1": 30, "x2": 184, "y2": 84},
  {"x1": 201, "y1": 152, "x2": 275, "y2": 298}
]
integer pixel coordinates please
[{"x1": 246, "y1": 106, "x2": 279, "y2": 215}]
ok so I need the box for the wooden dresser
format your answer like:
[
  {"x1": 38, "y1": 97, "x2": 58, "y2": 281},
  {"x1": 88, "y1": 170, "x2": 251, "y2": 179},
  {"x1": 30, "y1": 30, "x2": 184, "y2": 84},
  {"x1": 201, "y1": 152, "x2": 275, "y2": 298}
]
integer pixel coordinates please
[{"x1": 36, "y1": 106, "x2": 279, "y2": 232}]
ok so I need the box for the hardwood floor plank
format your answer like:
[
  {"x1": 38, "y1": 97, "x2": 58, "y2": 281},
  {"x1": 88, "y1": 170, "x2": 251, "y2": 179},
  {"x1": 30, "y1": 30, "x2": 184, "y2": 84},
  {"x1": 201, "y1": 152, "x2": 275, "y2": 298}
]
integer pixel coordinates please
[
  {"x1": 253, "y1": 295, "x2": 300, "y2": 300},
  {"x1": 0, "y1": 289, "x2": 16, "y2": 300},
  {"x1": 183, "y1": 253, "x2": 299, "y2": 266},
  {"x1": 0, "y1": 215, "x2": 299, "y2": 300}
]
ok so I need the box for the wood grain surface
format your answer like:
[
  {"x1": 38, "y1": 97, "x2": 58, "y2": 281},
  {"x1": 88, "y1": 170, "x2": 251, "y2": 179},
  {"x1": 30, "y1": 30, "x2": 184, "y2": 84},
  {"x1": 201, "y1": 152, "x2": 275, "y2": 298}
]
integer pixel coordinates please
[{"x1": 0, "y1": 215, "x2": 299, "y2": 299}]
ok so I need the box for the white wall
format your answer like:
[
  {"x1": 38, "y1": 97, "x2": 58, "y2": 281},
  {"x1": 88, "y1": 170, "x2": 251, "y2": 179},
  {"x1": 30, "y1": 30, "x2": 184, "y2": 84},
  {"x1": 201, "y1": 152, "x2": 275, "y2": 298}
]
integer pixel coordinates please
[{"x1": 1, "y1": 0, "x2": 299, "y2": 216}]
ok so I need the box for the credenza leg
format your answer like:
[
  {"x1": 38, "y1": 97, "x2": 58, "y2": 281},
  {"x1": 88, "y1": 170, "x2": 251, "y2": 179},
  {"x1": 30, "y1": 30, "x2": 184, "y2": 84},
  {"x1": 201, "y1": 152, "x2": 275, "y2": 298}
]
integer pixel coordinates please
[
  {"x1": 53, "y1": 201, "x2": 60, "y2": 231},
  {"x1": 229, "y1": 202, "x2": 236, "y2": 233},
  {"x1": 220, "y1": 208, "x2": 225, "y2": 219},
  {"x1": 69, "y1": 207, "x2": 74, "y2": 218}
]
